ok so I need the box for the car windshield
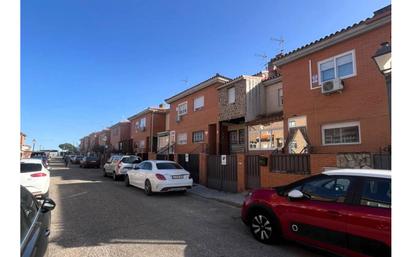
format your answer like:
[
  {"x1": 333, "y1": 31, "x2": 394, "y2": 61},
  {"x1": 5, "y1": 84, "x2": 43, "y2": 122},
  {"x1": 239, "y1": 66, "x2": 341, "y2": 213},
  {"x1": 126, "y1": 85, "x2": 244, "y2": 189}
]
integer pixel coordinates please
[
  {"x1": 156, "y1": 163, "x2": 183, "y2": 170},
  {"x1": 122, "y1": 156, "x2": 139, "y2": 163},
  {"x1": 87, "y1": 157, "x2": 98, "y2": 161},
  {"x1": 21, "y1": 163, "x2": 42, "y2": 173}
]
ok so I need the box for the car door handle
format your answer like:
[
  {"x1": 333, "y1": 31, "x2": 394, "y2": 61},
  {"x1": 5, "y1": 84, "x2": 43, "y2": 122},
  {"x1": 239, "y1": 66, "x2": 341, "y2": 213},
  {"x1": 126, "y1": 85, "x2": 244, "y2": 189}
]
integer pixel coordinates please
[{"x1": 326, "y1": 211, "x2": 342, "y2": 217}]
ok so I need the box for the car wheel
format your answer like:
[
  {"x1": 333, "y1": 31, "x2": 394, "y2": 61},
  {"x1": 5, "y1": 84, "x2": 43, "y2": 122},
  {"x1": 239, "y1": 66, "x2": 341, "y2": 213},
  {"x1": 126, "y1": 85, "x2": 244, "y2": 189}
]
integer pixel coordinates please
[
  {"x1": 102, "y1": 169, "x2": 107, "y2": 177},
  {"x1": 250, "y1": 211, "x2": 281, "y2": 244},
  {"x1": 125, "y1": 175, "x2": 130, "y2": 187},
  {"x1": 144, "y1": 180, "x2": 152, "y2": 196}
]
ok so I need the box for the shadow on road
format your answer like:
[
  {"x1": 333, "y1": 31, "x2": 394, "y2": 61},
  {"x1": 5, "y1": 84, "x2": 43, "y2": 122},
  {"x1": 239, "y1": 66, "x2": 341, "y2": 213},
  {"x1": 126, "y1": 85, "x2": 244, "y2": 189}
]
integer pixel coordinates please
[{"x1": 48, "y1": 162, "x2": 329, "y2": 257}]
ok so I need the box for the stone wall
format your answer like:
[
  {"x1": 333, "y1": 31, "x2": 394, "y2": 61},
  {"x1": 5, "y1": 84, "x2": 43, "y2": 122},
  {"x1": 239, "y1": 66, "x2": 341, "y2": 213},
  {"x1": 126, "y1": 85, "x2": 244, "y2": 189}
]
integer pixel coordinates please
[
  {"x1": 218, "y1": 79, "x2": 246, "y2": 121},
  {"x1": 336, "y1": 153, "x2": 372, "y2": 168}
]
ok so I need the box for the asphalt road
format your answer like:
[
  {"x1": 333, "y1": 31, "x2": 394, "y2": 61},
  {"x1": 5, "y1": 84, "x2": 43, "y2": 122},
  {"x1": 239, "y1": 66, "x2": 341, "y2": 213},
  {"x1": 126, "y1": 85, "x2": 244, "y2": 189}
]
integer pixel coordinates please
[{"x1": 47, "y1": 160, "x2": 326, "y2": 257}]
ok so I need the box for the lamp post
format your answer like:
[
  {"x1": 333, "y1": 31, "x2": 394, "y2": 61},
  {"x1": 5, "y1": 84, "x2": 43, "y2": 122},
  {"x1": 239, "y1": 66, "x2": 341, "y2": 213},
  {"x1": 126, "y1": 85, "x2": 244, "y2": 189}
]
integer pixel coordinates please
[
  {"x1": 32, "y1": 139, "x2": 36, "y2": 152},
  {"x1": 372, "y1": 42, "x2": 392, "y2": 127}
]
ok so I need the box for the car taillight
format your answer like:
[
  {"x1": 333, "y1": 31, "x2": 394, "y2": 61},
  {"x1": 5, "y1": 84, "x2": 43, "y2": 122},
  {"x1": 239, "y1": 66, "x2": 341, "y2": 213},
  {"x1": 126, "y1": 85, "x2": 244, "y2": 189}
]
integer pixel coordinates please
[
  {"x1": 31, "y1": 172, "x2": 47, "y2": 177},
  {"x1": 155, "y1": 174, "x2": 166, "y2": 180}
]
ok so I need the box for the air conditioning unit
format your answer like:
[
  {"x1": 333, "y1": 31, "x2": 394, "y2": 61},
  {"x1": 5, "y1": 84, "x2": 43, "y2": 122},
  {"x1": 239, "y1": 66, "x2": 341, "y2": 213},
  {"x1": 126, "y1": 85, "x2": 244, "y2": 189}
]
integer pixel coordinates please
[{"x1": 321, "y1": 78, "x2": 344, "y2": 94}]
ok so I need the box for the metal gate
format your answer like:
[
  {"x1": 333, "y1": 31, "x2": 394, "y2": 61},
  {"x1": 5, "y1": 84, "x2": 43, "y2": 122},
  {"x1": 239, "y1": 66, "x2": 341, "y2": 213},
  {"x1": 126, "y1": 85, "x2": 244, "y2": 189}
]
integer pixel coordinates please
[
  {"x1": 246, "y1": 155, "x2": 260, "y2": 189},
  {"x1": 156, "y1": 154, "x2": 172, "y2": 160},
  {"x1": 177, "y1": 154, "x2": 200, "y2": 183},
  {"x1": 373, "y1": 153, "x2": 391, "y2": 170},
  {"x1": 207, "y1": 155, "x2": 237, "y2": 192}
]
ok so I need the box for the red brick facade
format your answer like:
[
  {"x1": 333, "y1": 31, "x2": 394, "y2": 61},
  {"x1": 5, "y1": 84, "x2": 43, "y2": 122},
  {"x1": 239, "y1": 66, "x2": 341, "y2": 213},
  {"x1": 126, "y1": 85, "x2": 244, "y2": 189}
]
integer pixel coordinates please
[{"x1": 110, "y1": 121, "x2": 131, "y2": 151}]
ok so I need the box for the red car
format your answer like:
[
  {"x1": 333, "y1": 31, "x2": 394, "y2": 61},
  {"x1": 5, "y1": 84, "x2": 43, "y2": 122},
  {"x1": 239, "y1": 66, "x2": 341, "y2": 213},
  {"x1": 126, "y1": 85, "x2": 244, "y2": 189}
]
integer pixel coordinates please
[{"x1": 241, "y1": 169, "x2": 391, "y2": 257}]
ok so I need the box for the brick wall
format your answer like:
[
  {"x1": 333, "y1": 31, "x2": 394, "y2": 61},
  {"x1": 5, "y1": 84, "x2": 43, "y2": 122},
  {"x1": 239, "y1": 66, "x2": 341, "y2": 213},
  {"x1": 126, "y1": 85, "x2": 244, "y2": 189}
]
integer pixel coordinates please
[{"x1": 280, "y1": 22, "x2": 391, "y2": 154}]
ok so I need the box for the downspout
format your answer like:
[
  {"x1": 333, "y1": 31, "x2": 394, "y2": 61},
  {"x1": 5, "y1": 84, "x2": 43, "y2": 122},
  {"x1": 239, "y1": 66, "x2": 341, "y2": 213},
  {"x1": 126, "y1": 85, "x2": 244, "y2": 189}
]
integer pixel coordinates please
[{"x1": 150, "y1": 111, "x2": 154, "y2": 152}]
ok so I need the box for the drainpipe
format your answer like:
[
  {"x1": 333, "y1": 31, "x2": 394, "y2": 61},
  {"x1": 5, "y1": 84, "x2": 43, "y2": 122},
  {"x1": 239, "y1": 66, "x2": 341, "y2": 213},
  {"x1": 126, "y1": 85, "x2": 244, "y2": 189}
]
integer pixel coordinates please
[{"x1": 150, "y1": 111, "x2": 154, "y2": 152}]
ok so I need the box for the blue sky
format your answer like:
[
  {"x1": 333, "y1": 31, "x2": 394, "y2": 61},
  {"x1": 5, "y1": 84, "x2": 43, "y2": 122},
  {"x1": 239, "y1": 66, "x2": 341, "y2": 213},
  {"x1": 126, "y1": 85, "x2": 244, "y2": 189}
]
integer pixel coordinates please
[{"x1": 21, "y1": 0, "x2": 390, "y2": 150}]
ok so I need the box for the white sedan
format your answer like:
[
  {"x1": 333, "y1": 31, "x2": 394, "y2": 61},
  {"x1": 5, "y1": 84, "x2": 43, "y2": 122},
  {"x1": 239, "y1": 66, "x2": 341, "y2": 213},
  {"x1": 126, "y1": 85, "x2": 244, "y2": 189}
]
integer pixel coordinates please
[
  {"x1": 20, "y1": 158, "x2": 50, "y2": 197},
  {"x1": 125, "y1": 160, "x2": 193, "y2": 195}
]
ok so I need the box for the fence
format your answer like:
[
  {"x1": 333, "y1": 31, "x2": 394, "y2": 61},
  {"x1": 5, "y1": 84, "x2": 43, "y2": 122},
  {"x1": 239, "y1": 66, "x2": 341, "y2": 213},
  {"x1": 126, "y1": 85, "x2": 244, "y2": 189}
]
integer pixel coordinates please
[
  {"x1": 372, "y1": 153, "x2": 391, "y2": 170},
  {"x1": 270, "y1": 154, "x2": 310, "y2": 174},
  {"x1": 246, "y1": 155, "x2": 260, "y2": 189},
  {"x1": 177, "y1": 154, "x2": 200, "y2": 183},
  {"x1": 156, "y1": 154, "x2": 174, "y2": 161}
]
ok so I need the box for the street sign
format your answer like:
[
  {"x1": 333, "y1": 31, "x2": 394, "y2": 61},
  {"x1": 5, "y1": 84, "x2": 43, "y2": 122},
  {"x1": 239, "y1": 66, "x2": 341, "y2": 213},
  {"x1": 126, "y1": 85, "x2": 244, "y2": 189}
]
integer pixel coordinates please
[
  {"x1": 221, "y1": 155, "x2": 227, "y2": 165},
  {"x1": 185, "y1": 153, "x2": 189, "y2": 162}
]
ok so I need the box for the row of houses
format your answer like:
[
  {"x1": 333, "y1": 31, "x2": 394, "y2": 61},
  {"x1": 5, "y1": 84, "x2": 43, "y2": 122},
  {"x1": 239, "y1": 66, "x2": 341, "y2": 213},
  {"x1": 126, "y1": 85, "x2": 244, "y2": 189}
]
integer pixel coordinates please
[{"x1": 79, "y1": 5, "x2": 391, "y2": 191}]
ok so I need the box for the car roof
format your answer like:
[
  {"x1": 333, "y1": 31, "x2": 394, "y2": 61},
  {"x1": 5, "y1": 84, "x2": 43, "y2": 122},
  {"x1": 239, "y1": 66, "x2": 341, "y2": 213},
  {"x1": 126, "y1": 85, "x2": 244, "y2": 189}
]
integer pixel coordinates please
[
  {"x1": 322, "y1": 169, "x2": 391, "y2": 179},
  {"x1": 146, "y1": 160, "x2": 176, "y2": 164},
  {"x1": 21, "y1": 158, "x2": 43, "y2": 164}
]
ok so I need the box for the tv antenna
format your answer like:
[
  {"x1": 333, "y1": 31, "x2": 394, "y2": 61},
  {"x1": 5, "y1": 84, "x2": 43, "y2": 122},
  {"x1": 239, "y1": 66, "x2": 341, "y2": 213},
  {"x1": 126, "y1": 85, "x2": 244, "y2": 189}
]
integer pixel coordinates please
[
  {"x1": 181, "y1": 78, "x2": 189, "y2": 85},
  {"x1": 254, "y1": 53, "x2": 269, "y2": 70},
  {"x1": 270, "y1": 36, "x2": 285, "y2": 54}
]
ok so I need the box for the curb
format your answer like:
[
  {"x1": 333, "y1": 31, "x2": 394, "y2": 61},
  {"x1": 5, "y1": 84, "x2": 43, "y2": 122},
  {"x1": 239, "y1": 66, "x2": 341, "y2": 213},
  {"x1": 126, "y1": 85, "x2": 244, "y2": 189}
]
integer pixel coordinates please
[{"x1": 187, "y1": 191, "x2": 243, "y2": 208}]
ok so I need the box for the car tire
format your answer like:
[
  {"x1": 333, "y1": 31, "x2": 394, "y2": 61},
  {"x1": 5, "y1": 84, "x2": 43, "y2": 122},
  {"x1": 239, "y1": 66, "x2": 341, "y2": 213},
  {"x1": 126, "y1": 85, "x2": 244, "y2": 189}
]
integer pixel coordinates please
[
  {"x1": 125, "y1": 175, "x2": 130, "y2": 187},
  {"x1": 144, "y1": 180, "x2": 153, "y2": 196},
  {"x1": 103, "y1": 169, "x2": 107, "y2": 177},
  {"x1": 249, "y1": 210, "x2": 281, "y2": 244}
]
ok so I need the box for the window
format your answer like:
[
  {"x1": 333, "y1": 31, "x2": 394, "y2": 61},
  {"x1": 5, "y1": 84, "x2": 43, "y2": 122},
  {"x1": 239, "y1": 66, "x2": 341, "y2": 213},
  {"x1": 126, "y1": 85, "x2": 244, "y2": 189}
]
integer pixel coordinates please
[
  {"x1": 139, "y1": 118, "x2": 146, "y2": 130},
  {"x1": 177, "y1": 102, "x2": 188, "y2": 116},
  {"x1": 288, "y1": 120, "x2": 296, "y2": 128},
  {"x1": 20, "y1": 187, "x2": 39, "y2": 243},
  {"x1": 278, "y1": 88, "x2": 283, "y2": 106},
  {"x1": 239, "y1": 129, "x2": 245, "y2": 145},
  {"x1": 248, "y1": 122, "x2": 284, "y2": 151},
  {"x1": 194, "y1": 96, "x2": 204, "y2": 111},
  {"x1": 139, "y1": 140, "x2": 145, "y2": 148},
  {"x1": 229, "y1": 130, "x2": 238, "y2": 144},
  {"x1": 141, "y1": 162, "x2": 152, "y2": 170},
  {"x1": 301, "y1": 176, "x2": 351, "y2": 203},
  {"x1": 322, "y1": 121, "x2": 360, "y2": 145},
  {"x1": 156, "y1": 163, "x2": 183, "y2": 170},
  {"x1": 228, "y1": 87, "x2": 235, "y2": 104},
  {"x1": 318, "y1": 50, "x2": 356, "y2": 82},
  {"x1": 360, "y1": 179, "x2": 391, "y2": 208},
  {"x1": 177, "y1": 133, "x2": 187, "y2": 145},
  {"x1": 192, "y1": 131, "x2": 204, "y2": 143},
  {"x1": 21, "y1": 163, "x2": 42, "y2": 173}
]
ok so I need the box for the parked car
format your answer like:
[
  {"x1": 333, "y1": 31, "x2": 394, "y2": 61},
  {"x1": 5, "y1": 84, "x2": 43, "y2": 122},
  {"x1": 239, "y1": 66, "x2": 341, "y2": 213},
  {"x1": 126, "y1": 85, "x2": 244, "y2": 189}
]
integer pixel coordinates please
[
  {"x1": 72, "y1": 155, "x2": 83, "y2": 164},
  {"x1": 241, "y1": 169, "x2": 391, "y2": 257},
  {"x1": 125, "y1": 160, "x2": 193, "y2": 195},
  {"x1": 31, "y1": 155, "x2": 49, "y2": 169},
  {"x1": 69, "y1": 155, "x2": 77, "y2": 163},
  {"x1": 103, "y1": 155, "x2": 142, "y2": 180},
  {"x1": 80, "y1": 156, "x2": 100, "y2": 168},
  {"x1": 21, "y1": 185, "x2": 56, "y2": 257},
  {"x1": 20, "y1": 158, "x2": 50, "y2": 197}
]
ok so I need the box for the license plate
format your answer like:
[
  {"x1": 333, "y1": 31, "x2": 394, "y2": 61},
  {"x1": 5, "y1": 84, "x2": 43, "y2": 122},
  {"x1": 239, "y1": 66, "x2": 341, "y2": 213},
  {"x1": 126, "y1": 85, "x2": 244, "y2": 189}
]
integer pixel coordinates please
[
  {"x1": 172, "y1": 175, "x2": 184, "y2": 179},
  {"x1": 169, "y1": 187, "x2": 185, "y2": 191}
]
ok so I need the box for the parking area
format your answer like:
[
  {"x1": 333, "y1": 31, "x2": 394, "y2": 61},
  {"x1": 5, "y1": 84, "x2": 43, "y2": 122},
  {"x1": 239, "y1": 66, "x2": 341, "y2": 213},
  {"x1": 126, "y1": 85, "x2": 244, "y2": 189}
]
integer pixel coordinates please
[{"x1": 47, "y1": 161, "x2": 326, "y2": 257}]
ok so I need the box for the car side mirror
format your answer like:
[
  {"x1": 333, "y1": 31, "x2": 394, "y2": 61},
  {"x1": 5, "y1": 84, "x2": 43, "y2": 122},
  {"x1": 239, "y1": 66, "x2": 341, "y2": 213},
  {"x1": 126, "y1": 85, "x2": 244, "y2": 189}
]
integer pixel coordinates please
[
  {"x1": 287, "y1": 189, "x2": 304, "y2": 200},
  {"x1": 41, "y1": 198, "x2": 56, "y2": 213}
]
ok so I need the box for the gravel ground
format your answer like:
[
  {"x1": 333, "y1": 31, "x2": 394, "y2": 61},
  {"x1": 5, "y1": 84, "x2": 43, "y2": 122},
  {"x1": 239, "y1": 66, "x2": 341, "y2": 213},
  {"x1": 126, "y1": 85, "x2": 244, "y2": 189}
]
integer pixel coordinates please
[{"x1": 47, "y1": 161, "x2": 326, "y2": 257}]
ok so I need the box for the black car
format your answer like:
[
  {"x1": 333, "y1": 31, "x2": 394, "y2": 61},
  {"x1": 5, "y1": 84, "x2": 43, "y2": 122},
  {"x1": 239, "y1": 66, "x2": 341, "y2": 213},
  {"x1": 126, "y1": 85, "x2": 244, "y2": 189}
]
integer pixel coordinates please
[
  {"x1": 72, "y1": 155, "x2": 83, "y2": 164},
  {"x1": 21, "y1": 186, "x2": 56, "y2": 257},
  {"x1": 80, "y1": 156, "x2": 100, "y2": 168}
]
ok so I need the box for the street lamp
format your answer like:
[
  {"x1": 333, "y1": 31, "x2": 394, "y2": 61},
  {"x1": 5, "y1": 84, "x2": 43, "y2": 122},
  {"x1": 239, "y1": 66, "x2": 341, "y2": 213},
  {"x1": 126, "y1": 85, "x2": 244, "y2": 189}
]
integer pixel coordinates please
[
  {"x1": 372, "y1": 42, "x2": 391, "y2": 128},
  {"x1": 32, "y1": 139, "x2": 36, "y2": 152}
]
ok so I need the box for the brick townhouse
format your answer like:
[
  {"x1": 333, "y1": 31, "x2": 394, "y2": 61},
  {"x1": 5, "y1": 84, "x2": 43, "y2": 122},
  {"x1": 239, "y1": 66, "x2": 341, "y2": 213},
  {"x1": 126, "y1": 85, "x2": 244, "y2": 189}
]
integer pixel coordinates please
[
  {"x1": 109, "y1": 120, "x2": 131, "y2": 153},
  {"x1": 97, "y1": 128, "x2": 111, "y2": 149},
  {"x1": 165, "y1": 73, "x2": 231, "y2": 154},
  {"x1": 270, "y1": 5, "x2": 391, "y2": 167},
  {"x1": 128, "y1": 106, "x2": 168, "y2": 154}
]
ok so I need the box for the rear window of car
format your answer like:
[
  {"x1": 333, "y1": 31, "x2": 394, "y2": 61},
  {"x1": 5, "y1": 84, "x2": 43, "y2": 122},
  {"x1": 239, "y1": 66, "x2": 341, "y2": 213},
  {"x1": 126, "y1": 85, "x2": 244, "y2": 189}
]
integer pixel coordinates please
[
  {"x1": 156, "y1": 163, "x2": 183, "y2": 170},
  {"x1": 360, "y1": 178, "x2": 391, "y2": 208},
  {"x1": 86, "y1": 157, "x2": 98, "y2": 161},
  {"x1": 21, "y1": 163, "x2": 42, "y2": 173},
  {"x1": 122, "y1": 156, "x2": 140, "y2": 163}
]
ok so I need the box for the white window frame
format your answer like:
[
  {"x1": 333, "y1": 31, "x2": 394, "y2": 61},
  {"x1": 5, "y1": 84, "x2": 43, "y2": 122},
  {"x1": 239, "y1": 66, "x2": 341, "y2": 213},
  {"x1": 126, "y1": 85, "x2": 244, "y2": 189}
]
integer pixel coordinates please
[
  {"x1": 321, "y1": 121, "x2": 361, "y2": 146},
  {"x1": 177, "y1": 133, "x2": 188, "y2": 145},
  {"x1": 278, "y1": 88, "x2": 283, "y2": 106},
  {"x1": 192, "y1": 130, "x2": 204, "y2": 143},
  {"x1": 228, "y1": 87, "x2": 235, "y2": 104},
  {"x1": 139, "y1": 117, "x2": 146, "y2": 129},
  {"x1": 177, "y1": 101, "x2": 188, "y2": 116},
  {"x1": 193, "y1": 96, "x2": 204, "y2": 111},
  {"x1": 316, "y1": 49, "x2": 357, "y2": 88}
]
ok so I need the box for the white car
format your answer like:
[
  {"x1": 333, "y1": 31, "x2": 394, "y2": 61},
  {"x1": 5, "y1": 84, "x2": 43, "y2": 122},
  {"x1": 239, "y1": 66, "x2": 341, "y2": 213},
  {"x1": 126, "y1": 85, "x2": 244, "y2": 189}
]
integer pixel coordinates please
[
  {"x1": 20, "y1": 158, "x2": 50, "y2": 197},
  {"x1": 103, "y1": 155, "x2": 142, "y2": 181},
  {"x1": 125, "y1": 160, "x2": 193, "y2": 195}
]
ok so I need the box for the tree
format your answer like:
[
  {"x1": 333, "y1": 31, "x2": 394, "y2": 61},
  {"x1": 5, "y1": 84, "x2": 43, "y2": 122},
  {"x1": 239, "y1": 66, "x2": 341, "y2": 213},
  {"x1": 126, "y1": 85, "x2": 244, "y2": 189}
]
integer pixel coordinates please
[{"x1": 59, "y1": 143, "x2": 77, "y2": 153}]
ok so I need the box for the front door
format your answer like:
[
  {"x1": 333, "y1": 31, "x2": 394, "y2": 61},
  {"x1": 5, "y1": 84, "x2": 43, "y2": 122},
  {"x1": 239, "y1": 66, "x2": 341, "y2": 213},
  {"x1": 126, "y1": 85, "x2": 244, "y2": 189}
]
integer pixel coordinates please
[
  {"x1": 208, "y1": 124, "x2": 217, "y2": 155},
  {"x1": 283, "y1": 175, "x2": 353, "y2": 255}
]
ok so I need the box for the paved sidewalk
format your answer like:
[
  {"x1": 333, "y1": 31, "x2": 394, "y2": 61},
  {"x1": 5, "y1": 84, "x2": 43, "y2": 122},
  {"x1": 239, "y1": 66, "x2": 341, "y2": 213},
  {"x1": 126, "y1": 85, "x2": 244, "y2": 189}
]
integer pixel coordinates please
[{"x1": 188, "y1": 184, "x2": 248, "y2": 207}]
